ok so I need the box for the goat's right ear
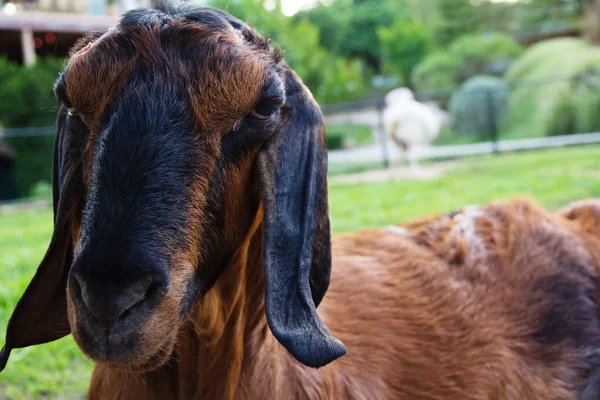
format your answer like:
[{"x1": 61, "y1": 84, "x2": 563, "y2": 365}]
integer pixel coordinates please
[
  {"x1": 257, "y1": 68, "x2": 346, "y2": 368},
  {"x1": 0, "y1": 106, "x2": 83, "y2": 373}
]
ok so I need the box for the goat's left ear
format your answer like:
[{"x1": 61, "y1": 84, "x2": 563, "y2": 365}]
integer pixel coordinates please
[
  {"x1": 0, "y1": 107, "x2": 83, "y2": 373},
  {"x1": 257, "y1": 68, "x2": 347, "y2": 368}
]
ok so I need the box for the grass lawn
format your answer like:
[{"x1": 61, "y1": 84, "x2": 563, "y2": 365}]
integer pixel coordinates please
[{"x1": 0, "y1": 145, "x2": 599, "y2": 398}]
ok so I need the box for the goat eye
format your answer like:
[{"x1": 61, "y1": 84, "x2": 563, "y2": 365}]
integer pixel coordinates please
[
  {"x1": 62, "y1": 100, "x2": 77, "y2": 116},
  {"x1": 249, "y1": 104, "x2": 277, "y2": 120}
]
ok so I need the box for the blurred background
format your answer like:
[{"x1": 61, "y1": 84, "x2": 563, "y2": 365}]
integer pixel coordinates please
[{"x1": 1, "y1": 0, "x2": 600, "y2": 398}]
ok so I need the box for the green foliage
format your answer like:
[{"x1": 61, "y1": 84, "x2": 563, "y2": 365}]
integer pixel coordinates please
[
  {"x1": 434, "y1": 0, "x2": 481, "y2": 46},
  {"x1": 448, "y1": 33, "x2": 523, "y2": 81},
  {"x1": 505, "y1": 38, "x2": 587, "y2": 82},
  {"x1": 0, "y1": 57, "x2": 64, "y2": 197},
  {"x1": 0, "y1": 57, "x2": 63, "y2": 127},
  {"x1": 449, "y1": 75, "x2": 509, "y2": 140},
  {"x1": 341, "y1": 0, "x2": 397, "y2": 71},
  {"x1": 544, "y1": 76, "x2": 600, "y2": 137},
  {"x1": 378, "y1": 21, "x2": 434, "y2": 84},
  {"x1": 299, "y1": 0, "x2": 413, "y2": 73},
  {"x1": 295, "y1": 0, "x2": 352, "y2": 54},
  {"x1": 504, "y1": 38, "x2": 600, "y2": 139},
  {"x1": 5, "y1": 134, "x2": 55, "y2": 198},
  {"x1": 517, "y1": 0, "x2": 584, "y2": 35},
  {"x1": 210, "y1": 0, "x2": 366, "y2": 104},
  {"x1": 413, "y1": 52, "x2": 462, "y2": 93},
  {"x1": 413, "y1": 33, "x2": 521, "y2": 93},
  {"x1": 325, "y1": 124, "x2": 372, "y2": 150}
]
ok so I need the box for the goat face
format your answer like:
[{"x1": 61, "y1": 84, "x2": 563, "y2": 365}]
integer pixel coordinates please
[{"x1": 0, "y1": 4, "x2": 345, "y2": 373}]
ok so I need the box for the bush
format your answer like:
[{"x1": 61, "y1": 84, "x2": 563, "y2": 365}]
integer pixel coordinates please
[
  {"x1": 378, "y1": 21, "x2": 434, "y2": 84},
  {"x1": 413, "y1": 33, "x2": 522, "y2": 94},
  {"x1": 325, "y1": 124, "x2": 372, "y2": 150},
  {"x1": 0, "y1": 57, "x2": 64, "y2": 197},
  {"x1": 326, "y1": 135, "x2": 344, "y2": 150},
  {"x1": 449, "y1": 33, "x2": 522, "y2": 81},
  {"x1": 5, "y1": 134, "x2": 55, "y2": 198},
  {"x1": 413, "y1": 52, "x2": 462, "y2": 93},
  {"x1": 449, "y1": 75, "x2": 509, "y2": 140},
  {"x1": 504, "y1": 38, "x2": 600, "y2": 139},
  {"x1": 545, "y1": 75, "x2": 600, "y2": 137},
  {"x1": 505, "y1": 38, "x2": 587, "y2": 82}
]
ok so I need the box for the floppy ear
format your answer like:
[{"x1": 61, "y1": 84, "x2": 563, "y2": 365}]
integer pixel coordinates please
[
  {"x1": 0, "y1": 107, "x2": 83, "y2": 372},
  {"x1": 257, "y1": 68, "x2": 347, "y2": 368}
]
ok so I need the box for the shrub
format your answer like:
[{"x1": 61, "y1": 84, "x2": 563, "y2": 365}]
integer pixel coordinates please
[
  {"x1": 505, "y1": 38, "x2": 587, "y2": 82},
  {"x1": 413, "y1": 52, "x2": 462, "y2": 93},
  {"x1": 448, "y1": 33, "x2": 522, "y2": 81},
  {"x1": 325, "y1": 124, "x2": 373, "y2": 150},
  {"x1": 545, "y1": 75, "x2": 600, "y2": 137},
  {"x1": 413, "y1": 33, "x2": 522, "y2": 94},
  {"x1": 5, "y1": 133, "x2": 55, "y2": 198},
  {"x1": 449, "y1": 75, "x2": 509, "y2": 140},
  {"x1": 326, "y1": 135, "x2": 344, "y2": 150},
  {"x1": 504, "y1": 38, "x2": 600, "y2": 139},
  {"x1": 0, "y1": 57, "x2": 64, "y2": 197},
  {"x1": 378, "y1": 21, "x2": 434, "y2": 84}
]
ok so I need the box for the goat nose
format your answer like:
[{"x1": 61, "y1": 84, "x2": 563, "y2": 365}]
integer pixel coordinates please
[{"x1": 76, "y1": 275, "x2": 152, "y2": 323}]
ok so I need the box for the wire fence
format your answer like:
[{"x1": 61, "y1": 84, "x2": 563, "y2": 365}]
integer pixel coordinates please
[
  {"x1": 2, "y1": 70, "x2": 600, "y2": 202},
  {"x1": 322, "y1": 68, "x2": 600, "y2": 170}
]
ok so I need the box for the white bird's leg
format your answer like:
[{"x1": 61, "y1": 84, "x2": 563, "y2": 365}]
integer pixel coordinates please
[{"x1": 408, "y1": 148, "x2": 422, "y2": 178}]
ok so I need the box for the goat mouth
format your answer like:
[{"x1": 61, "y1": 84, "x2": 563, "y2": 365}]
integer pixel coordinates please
[
  {"x1": 72, "y1": 313, "x2": 178, "y2": 372},
  {"x1": 69, "y1": 286, "x2": 177, "y2": 371},
  {"x1": 101, "y1": 332, "x2": 177, "y2": 373}
]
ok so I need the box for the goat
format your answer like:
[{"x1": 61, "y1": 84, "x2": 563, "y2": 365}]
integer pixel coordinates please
[
  {"x1": 2, "y1": 3, "x2": 600, "y2": 399},
  {"x1": 383, "y1": 87, "x2": 449, "y2": 177}
]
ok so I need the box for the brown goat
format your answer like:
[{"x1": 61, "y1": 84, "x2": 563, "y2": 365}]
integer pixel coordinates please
[{"x1": 2, "y1": 2, "x2": 600, "y2": 399}]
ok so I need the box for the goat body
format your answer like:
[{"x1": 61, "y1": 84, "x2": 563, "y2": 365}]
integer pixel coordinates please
[
  {"x1": 90, "y1": 199, "x2": 600, "y2": 399},
  {"x1": 1, "y1": 3, "x2": 599, "y2": 399}
]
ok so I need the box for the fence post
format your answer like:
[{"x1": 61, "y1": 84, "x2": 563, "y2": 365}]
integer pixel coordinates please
[
  {"x1": 486, "y1": 91, "x2": 500, "y2": 154},
  {"x1": 376, "y1": 102, "x2": 390, "y2": 168}
]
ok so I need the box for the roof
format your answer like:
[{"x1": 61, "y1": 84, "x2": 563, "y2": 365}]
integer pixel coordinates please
[{"x1": 0, "y1": 11, "x2": 119, "y2": 33}]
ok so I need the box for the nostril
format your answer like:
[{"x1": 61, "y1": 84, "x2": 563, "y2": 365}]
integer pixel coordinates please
[{"x1": 76, "y1": 275, "x2": 152, "y2": 323}]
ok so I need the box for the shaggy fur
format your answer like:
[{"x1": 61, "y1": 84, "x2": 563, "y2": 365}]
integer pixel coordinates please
[
  {"x1": 1, "y1": 2, "x2": 600, "y2": 399},
  {"x1": 85, "y1": 198, "x2": 600, "y2": 399}
]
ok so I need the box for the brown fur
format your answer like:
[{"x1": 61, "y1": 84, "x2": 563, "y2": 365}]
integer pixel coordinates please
[
  {"x1": 56, "y1": 18, "x2": 276, "y2": 372},
  {"x1": 16, "y1": 6, "x2": 598, "y2": 399},
  {"x1": 86, "y1": 198, "x2": 600, "y2": 399}
]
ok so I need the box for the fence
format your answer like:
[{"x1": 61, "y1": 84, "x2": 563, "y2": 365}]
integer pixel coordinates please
[
  {"x1": 2, "y1": 70, "x2": 600, "y2": 202},
  {"x1": 321, "y1": 69, "x2": 600, "y2": 171}
]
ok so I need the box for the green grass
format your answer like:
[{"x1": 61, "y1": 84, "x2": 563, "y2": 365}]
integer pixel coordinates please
[
  {"x1": 1, "y1": 145, "x2": 599, "y2": 398},
  {"x1": 329, "y1": 145, "x2": 600, "y2": 233},
  {"x1": 0, "y1": 209, "x2": 93, "y2": 400}
]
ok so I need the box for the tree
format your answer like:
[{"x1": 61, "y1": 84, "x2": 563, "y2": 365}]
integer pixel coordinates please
[
  {"x1": 209, "y1": 0, "x2": 366, "y2": 104},
  {"x1": 378, "y1": 22, "x2": 434, "y2": 85},
  {"x1": 340, "y1": 0, "x2": 398, "y2": 71},
  {"x1": 294, "y1": 0, "x2": 352, "y2": 54},
  {"x1": 435, "y1": 0, "x2": 481, "y2": 46}
]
